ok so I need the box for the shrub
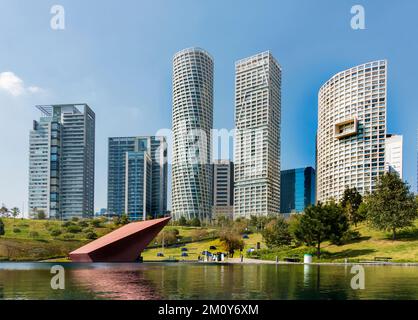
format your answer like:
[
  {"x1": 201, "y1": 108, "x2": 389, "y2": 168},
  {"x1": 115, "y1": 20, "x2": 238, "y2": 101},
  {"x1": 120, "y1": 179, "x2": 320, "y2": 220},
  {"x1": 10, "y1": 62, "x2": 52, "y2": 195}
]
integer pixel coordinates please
[
  {"x1": 83, "y1": 228, "x2": 94, "y2": 234},
  {"x1": 78, "y1": 220, "x2": 89, "y2": 228},
  {"x1": 66, "y1": 225, "x2": 82, "y2": 234},
  {"x1": 91, "y1": 219, "x2": 102, "y2": 228},
  {"x1": 71, "y1": 217, "x2": 79, "y2": 222},
  {"x1": 13, "y1": 227, "x2": 21, "y2": 233},
  {"x1": 50, "y1": 229, "x2": 62, "y2": 237},
  {"x1": 86, "y1": 232, "x2": 98, "y2": 240},
  {"x1": 63, "y1": 233, "x2": 75, "y2": 240},
  {"x1": 62, "y1": 221, "x2": 74, "y2": 228}
]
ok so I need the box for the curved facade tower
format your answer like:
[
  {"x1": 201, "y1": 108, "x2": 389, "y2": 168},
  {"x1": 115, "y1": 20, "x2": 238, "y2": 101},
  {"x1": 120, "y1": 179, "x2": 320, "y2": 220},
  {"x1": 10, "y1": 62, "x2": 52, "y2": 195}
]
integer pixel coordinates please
[
  {"x1": 171, "y1": 48, "x2": 213, "y2": 221},
  {"x1": 317, "y1": 60, "x2": 387, "y2": 202}
]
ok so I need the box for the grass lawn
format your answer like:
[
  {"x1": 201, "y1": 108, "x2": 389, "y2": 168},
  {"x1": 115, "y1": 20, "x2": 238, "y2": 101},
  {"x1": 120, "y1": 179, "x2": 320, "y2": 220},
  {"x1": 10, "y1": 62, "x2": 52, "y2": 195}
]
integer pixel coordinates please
[
  {"x1": 142, "y1": 231, "x2": 265, "y2": 261},
  {"x1": 1, "y1": 218, "x2": 418, "y2": 263},
  {"x1": 254, "y1": 220, "x2": 418, "y2": 263},
  {"x1": 0, "y1": 218, "x2": 113, "y2": 261}
]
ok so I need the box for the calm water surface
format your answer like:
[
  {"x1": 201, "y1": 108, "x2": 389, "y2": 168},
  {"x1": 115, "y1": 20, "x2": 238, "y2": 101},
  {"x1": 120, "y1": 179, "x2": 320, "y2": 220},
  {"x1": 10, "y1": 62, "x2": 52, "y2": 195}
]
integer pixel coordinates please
[{"x1": 0, "y1": 262, "x2": 417, "y2": 300}]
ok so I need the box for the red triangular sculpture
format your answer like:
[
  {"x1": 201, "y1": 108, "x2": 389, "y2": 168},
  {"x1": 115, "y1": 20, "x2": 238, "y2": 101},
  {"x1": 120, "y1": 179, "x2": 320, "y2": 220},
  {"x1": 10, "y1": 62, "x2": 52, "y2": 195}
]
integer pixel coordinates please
[{"x1": 69, "y1": 217, "x2": 171, "y2": 262}]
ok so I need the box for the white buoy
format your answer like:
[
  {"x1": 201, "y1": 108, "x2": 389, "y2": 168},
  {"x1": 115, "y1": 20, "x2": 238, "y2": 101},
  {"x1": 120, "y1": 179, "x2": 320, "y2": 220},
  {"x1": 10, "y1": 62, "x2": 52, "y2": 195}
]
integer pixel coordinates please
[{"x1": 304, "y1": 254, "x2": 313, "y2": 264}]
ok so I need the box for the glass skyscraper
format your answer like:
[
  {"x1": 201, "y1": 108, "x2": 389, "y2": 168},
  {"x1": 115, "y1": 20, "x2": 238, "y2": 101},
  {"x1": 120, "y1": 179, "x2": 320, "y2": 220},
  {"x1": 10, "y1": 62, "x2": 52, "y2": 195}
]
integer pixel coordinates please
[
  {"x1": 28, "y1": 104, "x2": 95, "y2": 220},
  {"x1": 107, "y1": 136, "x2": 167, "y2": 220},
  {"x1": 280, "y1": 167, "x2": 315, "y2": 214}
]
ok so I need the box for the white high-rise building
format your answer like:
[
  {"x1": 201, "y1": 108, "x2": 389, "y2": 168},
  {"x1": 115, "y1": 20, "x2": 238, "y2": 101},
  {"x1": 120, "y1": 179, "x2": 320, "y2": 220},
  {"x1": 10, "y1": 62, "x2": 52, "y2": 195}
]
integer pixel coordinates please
[
  {"x1": 385, "y1": 134, "x2": 403, "y2": 178},
  {"x1": 317, "y1": 60, "x2": 388, "y2": 202},
  {"x1": 234, "y1": 51, "x2": 281, "y2": 218},
  {"x1": 171, "y1": 48, "x2": 214, "y2": 221}
]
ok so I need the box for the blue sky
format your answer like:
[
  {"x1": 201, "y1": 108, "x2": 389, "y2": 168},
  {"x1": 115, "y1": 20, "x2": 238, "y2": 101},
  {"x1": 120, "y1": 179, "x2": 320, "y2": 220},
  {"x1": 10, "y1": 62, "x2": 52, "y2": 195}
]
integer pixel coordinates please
[{"x1": 0, "y1": 0, "x2": 417, "y2": 212}]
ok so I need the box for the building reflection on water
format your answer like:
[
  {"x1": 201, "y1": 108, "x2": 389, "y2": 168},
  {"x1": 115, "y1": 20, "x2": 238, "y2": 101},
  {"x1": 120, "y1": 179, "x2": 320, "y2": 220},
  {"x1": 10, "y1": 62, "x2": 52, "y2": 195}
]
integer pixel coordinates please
[{"x1": 70, "y1": 267, "x2": 162, "y2": 300}]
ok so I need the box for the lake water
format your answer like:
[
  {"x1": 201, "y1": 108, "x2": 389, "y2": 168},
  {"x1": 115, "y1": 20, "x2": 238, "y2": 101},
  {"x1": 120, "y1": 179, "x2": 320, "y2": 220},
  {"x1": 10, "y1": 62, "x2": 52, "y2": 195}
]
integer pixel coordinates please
[{"x1": 0, "y1": 262, "x2": 417, "y2": 300}]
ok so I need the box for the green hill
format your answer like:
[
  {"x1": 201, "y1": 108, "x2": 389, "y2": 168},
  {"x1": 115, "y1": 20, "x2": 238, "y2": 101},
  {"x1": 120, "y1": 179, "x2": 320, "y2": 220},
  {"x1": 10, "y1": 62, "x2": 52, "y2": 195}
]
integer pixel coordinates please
[{"x1": 1, "y1": 218, "x2": 417, "y2": 263}]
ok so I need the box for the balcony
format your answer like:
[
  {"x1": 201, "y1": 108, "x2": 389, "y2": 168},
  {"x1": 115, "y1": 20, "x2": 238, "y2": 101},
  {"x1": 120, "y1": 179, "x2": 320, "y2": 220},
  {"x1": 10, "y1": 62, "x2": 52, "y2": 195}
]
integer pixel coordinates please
[{"x1": 335, "y1": 117, "x2": 358, "y2": 140}]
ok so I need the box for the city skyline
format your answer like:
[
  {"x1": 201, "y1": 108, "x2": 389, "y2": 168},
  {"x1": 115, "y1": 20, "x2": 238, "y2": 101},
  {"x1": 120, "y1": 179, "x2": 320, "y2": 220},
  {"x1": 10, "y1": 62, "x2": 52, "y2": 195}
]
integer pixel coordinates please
[{"x1": 1, "y1": 1, "x2": 418, "y2": 212}]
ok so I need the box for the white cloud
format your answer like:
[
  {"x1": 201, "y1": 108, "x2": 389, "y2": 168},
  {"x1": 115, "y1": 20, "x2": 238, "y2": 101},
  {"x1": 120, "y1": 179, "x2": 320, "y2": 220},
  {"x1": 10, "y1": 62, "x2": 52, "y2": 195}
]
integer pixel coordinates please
[
  {"x1": 0, "y1": 72, "x2": 44, "y2": 96},
  {"x1": 27, "y1": 86, "x2": 43, "y2": 94}
]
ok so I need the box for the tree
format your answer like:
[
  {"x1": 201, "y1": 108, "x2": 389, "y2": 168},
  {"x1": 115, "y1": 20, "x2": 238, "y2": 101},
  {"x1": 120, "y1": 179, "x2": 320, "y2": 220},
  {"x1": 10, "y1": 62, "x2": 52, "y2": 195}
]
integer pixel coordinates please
[
  {"x1": 10, "y1": 207, "x2": 20, "y2": 220},
  {"x1": 262, "y1": 217, "x2": 292, "y2": 248},
  {"x1": 156, "y1": 228, "x2": 179, "y2": 245},
  {"x1": 178, "y1": 216, "x2": 188, "y2": 226},
  {"x1": 0, "y1": 218, "x2": 5, "y2": 236},
  {"x1": 219, "y1": 229, "x2": 244, "y2": 257},
  {"x1": 294, "y1": 202, "x2": 349, "y2": 258},
  {"x1": 191, "y1": 229, "x2": 209, "y2": 241},
  {"x1": 36, "y1": 209, "x2": 46, "y2": 220},
  {"x1": 366, "y1": 172, "x2": 418, "y2": 240},
  {"x1": 190, "y1": 217, "x2": 201, "y2": 227},
  {"x1": 0, "y1": 205, "x2": 9, "y2": 218},
  {"x1": 120, "y1": 214, "x2": 130, "y2": 225},
  {"x1": 341, "y1": 187, "x2": 363, "y2": 226}
]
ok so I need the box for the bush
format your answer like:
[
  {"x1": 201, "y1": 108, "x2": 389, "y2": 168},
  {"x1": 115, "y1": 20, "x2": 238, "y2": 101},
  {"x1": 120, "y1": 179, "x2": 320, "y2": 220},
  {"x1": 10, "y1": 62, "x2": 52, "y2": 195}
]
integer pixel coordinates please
[
  {"x1": 66, "y1": 225, "x2": 82, "y2": 234},
  {"x1": 78, "y1": 220, "x2": 89, "y2": 228},
  {"x1": 50, "y1": 229, "x2": 62, "y2": 237},
  {"x1": 91, "y1": 219, "x2": 102, "y2": 228},
  {"x1": 86, "y1": 231, "x2": 98, "y2": 240},
  {"x1": 62, "y1": 221, "x2": 74, "y2": 228},
  {"x1": 63, "y1": 233, "x2": 75, "y2": 240},
  {"x1": 13, "y1": 227, "x2": 21, "y2": 233},
  {"x1": 71, "y1": 217, "x2": 79, "y2": 222}
]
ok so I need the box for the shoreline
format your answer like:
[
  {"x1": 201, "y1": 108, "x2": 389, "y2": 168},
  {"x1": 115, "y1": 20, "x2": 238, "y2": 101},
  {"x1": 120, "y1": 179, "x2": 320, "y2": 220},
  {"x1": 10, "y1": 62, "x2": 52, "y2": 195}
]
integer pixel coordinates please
[{"x1": 1, "y1": 258, "x2": 418, "y2": 267}]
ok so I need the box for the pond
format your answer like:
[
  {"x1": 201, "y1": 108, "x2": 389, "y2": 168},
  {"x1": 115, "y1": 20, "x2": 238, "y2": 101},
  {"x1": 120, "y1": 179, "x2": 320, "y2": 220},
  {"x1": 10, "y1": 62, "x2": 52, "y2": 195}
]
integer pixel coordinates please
[{"x1": 0, "y1": 262, "x2": 417, "y2": 300}]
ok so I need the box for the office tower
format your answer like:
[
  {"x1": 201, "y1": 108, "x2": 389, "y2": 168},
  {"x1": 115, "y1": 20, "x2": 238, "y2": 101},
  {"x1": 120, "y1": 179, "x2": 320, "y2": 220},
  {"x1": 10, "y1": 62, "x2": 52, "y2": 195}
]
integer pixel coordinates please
[
  {"x1": 107, "y1": 136, "x2": 167, "y2": 220},
  {"x1": 280, "y1": 167, "x2": 316, "y2": 215},
  {"x1": 317, "y1": 60, "x2": 388, "y2": 202},
  {"x1": 171, "y1": 47, "x2": 214, "y2": 221},
  {"x1": 385, "y1": 134, "x2": 403, "y2": 178},
  {"x1": 212, "y1": 160, "x2": 234, "y2": 219},
  {"x1": 28, "y1": 104, "x2": 95, "y2": 220},
  {"x1": 125, "y1": 151, "x2": 152, "y2": 221},
  {"x1": 234, "y1": 51, "x2": 281, "y2": 219}
]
